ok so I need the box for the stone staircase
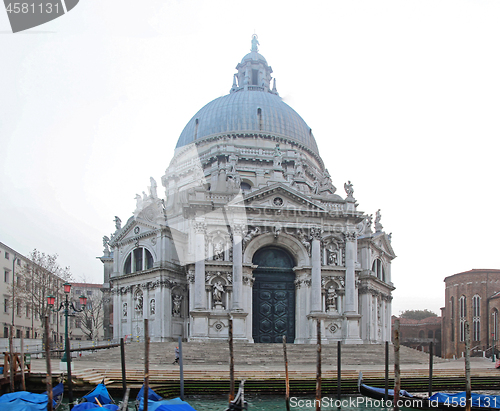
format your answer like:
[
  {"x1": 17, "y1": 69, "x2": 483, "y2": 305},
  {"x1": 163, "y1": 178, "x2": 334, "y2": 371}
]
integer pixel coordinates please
[{"x1": 73, "y1": 341, "x2": 444, "y2": 367}]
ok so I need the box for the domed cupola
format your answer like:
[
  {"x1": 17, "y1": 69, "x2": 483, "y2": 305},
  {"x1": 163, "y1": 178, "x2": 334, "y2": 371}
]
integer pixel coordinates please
[{"x1": 231, "y1": 34, "x2": 278, "y2": 95}]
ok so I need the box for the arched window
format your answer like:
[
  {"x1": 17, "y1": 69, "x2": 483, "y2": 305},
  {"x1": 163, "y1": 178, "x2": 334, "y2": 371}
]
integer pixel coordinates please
[
  {"x1": 124, "y1": 248, "x2": 154, "y2": 274},
  {"x1": 492, "y1": 309, "x2": 498, "y2": 342},
  {"x1": 371, "y1": 259, "x2": 386, "y2": 282},
  {"x1": 450, "y1": 296, "x2": 455, "y2": 342},
  {"x1": 240, "y1": 182, "x2": 252, "y2": 191},
  {"x1": 459, "y1": 295, "x2": 467, "y2": 342},
  {"x1": 472, "y1": 294, "x2": 481, "y2": 342},
  {"x1": 419, "y1": 330, "x2": 425, "y2": 338}
]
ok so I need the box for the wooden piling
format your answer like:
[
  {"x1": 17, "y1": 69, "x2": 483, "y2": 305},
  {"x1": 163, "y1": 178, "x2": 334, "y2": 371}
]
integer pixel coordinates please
[
  {"x1": 316, "y1": 319, "x2": 321, "y2": 411},
  {"x1": 66, "y1": 333, "x2": 74, "y2": 410},
  {"x1": 20, "y1": 332, "x2": 26, "y2": 391},
  {"x1": 283, "y1": 335, "x2": 290, "y2": 411},
  {"x1": 385, "y1": 341, "x2": 389, "y2": 402},
  {"x1": 428, "y1": 341, "x2": 433, "y2": 397},
  {"x1": 120, "y1": 337, "x2": 126, "y2": 398},
  {"x1": 394, "y1": 318, "x2": 401, "y2": 411},
  {"x1": 122, "y1": 387, "x2": 130, "y2": 411},
  {"x1": 229, "y1": 316, "x2": 234, "y2": 403},
  {"x1": 465, "y1": 321, "x2": 471, "y2": 411},
  {"x1": 178, "y1": 336, "x2": 184, "y2": 401},
  {"x1": 337, "y1": 340, "x2": 341, "y2": 401},
  {"x1": 9, "y1": 324, "x2": 14, "y2": 392},
  {"x1": 44, "y1": 316, "x2": 53, "y2": 411},
  {"x1": 144, "y1": 319, "x2": 149, "y2": 411}
]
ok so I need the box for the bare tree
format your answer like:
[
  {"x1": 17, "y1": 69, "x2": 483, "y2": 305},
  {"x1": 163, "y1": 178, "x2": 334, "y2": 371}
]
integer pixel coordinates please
[
  {"x1": 76, "y1": 291, "x2": 104, "y2": 341},
  {"x1": 13, "y1": 249, "x2": 73, "y2": 338}
]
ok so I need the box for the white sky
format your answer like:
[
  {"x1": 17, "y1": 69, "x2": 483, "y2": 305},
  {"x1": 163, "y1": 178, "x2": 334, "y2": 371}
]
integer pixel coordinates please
[{"x1": 1, "y1": 1, "x2": 499, "y2": 316}]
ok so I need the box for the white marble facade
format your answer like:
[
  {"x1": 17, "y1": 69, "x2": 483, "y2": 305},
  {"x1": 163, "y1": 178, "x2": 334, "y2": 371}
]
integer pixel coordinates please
[{"x1": 101, "y1": 37, "x2": 396, "y2": 344}]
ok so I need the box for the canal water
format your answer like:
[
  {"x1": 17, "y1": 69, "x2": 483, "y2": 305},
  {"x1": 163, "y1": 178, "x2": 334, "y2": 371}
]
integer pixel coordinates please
[{"x1": 58, "y1": 394, "x2": 405, "y2": 410}]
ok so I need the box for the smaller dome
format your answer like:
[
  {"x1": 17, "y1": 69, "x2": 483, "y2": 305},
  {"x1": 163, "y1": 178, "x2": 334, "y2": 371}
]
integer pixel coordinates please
[{"x1": 241, "y1": 51, "x2": 267, "y2": 64}]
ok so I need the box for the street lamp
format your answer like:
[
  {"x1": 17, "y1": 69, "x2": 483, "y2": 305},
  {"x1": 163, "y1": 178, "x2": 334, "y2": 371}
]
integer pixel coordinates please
[{"x1": 47, "y1": 283, "x2": 87, "y2": 364}]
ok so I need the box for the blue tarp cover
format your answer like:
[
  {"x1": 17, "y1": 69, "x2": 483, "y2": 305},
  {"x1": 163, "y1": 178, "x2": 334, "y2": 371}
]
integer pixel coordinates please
[
  {"x1": 0, "y1": 391, "x2": 55, "y2": 411},
  {"x1": 143, "y1": 397, "x2": 197, "y2": 411},
  {"x1": 72, "y1": 403, "x2": 119, "y2": 411},
  {"x1": 430, "y1": 392, "x2": 500, "y2": 408},
  {"x1": 362, "y1": 384, "x2": 413, "y2": 398},
  {"x1": 137, "y1": 385, "x2": 163, "y2": 402},
  {"x1": 83, "y1": 383, "x2": 113, "y2": 405}
]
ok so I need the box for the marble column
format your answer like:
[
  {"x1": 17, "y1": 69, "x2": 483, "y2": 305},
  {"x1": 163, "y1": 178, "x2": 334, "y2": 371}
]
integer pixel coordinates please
[
  {"x1": 310, "y1": 227, "x2": 322, "y2": 312},
  {"x1": 232, "y1": 224, "x2": 244, "y2": 310},
  {"x1": 344, "y1": 231, "x2": 357, "y2": 313},
  {"x1": 193, "y1": 221, "x2": 207, "y2": 310}
]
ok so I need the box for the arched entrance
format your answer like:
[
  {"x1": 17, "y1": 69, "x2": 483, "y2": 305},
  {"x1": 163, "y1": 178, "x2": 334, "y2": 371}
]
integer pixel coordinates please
[{"x1": 252, "y1": 247, "x2": 295, "y2": 343}]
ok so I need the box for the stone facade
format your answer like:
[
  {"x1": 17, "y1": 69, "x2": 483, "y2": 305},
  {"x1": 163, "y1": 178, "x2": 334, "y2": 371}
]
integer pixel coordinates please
[
  {"x1": 101, "y1": 37, "x2": 396, "y2": 344},
  {"x1": 442, "y1": 269, "x2": 500, "y2": 358},
  {"x1": 392, "y1": 316, "x2": 442, "y2": 356}
]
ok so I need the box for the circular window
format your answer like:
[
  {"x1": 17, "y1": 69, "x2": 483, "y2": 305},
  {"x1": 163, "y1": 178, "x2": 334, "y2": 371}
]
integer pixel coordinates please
[
  {"x1": 273, "y1": 197, "x2": 284, "y2": 207},
  {"x1": 134, "y1": 227, "x2": 140, "y2": 234}
]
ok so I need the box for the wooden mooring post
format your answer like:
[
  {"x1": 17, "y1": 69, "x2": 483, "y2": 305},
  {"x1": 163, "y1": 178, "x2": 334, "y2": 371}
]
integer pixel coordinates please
[
  {"x1": 144, "y1": 319, "x2": 149, "y2": 411},
  {"x1": 283, "y1": 335, "x2": 290, "y2": 411},
  {"x1": 45, "y1": 316, "x2": 53, "y2": 411},
  {"x1": 428, "y1": 341, "x2": 433, "y2": 397},
  {"x1": 120, "y1": 337, "x2": 126, "y2": 398},
  {"x1": 385, "y1": 340, "x2": 389, "y2": 402},
  {"x1": 465, "y1": 321, "x2": 471, "y2": 411},
  {"x1": 394, "y1": 318, "x2": 401, "y2": 411},
  {"x1": 179, "y1": 336, "x2": 184, "y2": 401},
  {"x1": 337, "y1": 341, "x2": 341, "y2": 401},
  {"x1": 229, "y1": 316, "x2": 234, "y2": 403},
  {"x1": 316, "y1": 318, "x2": 321, "y2": 411}
]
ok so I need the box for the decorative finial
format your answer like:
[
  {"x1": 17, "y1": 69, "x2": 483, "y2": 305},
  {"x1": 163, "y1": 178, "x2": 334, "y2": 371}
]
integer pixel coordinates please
[{"x1": 251, "y1": 34, "x2": 259, "y2": 52}]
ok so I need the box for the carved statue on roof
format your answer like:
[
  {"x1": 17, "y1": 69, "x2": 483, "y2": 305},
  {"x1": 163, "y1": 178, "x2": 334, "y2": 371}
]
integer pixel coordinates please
[
  {"x1": 251, "y1": 34, "x2": 259, "y2": 52},
  {"x1": 114, "y1": 216, "x2": 122, "y2": 230},
  {"x1": 149, "y1": 177, "x2": 158, "y2": 199},
  {"x1": 344, "y1": 180, "x2": 354, "y2": 198},
  {"x1": 273, "y1": 144, "x2": 283, "y2": 168},
  {"x1": 375, "y1": 209, "x2": 383, "y2": 232}
]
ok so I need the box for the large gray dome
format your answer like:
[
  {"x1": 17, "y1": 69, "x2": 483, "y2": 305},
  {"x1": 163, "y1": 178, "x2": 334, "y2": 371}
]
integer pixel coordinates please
[{"x1": 176, "y1": 90, "x2": 319, "y2": 154}]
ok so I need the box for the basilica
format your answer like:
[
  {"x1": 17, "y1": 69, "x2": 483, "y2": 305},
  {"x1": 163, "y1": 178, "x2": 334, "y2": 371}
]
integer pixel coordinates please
[{"x1": 100, "y1": 37, "x2": 396, "y2": 344}]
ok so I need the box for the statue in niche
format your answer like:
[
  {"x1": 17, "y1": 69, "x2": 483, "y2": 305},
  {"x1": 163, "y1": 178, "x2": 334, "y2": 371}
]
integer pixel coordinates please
[
  {"x1": 328, "y1": 249, "x2": 338, "y2": 266},
  {"x1": 114, "y1": 216, "x2": 122, "y2": 230},
  {"x1": 172, "y1": 294, "x2": 182, "y2": 316},
  {"x1": 150, "y1": 299, "x2": 156, "y2": 315},
  {"x1": 149, "y1": 177, "x2": 158, "y2": 198},
  {"x1": 273, "y1": 144, "x2": 283, "y2": 168},
  {"x1": 326, "y1": 286, "x2": 337, "y2": 311},
  {"x1": 297, "y1": 229, "x2": 311, "y2": 255},
  {"x1": 134, "y1": 293, "x2": 143, "y2": 316},
  {"x1": 123, "y1": 303, "x2": 128, "y2": 317},
  {"x1": 214, "y1": 241, "x2": 224, "y2": 261},
  {"x1": 344, "y1": 180, "x2": 354, "y2": 198},
  {"x1": 228, "y1": 154, "x2": 238, "y2": 173},
  {"x1": 212, "y1": 281, "x2": 224, "y2": 303},
  {"x1": 273, "y1": 223, "x2": 282, "y2": 238}
]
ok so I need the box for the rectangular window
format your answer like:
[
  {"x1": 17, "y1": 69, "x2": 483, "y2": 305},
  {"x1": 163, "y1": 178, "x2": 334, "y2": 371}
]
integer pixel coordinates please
[
  {"x1": 3, "y1": 327, "x2": 8, "y2": 338},
  {"x1": 87, "y1": 290, "x2": 93, "y2": 296},
  {"x1": 26, "y1": 304, "x2": 30, "y2": 317},
  {"x1": 16, "y1": 302, "x2": 21, "y2": 316},
  {"x1": 252, "y1": 69, "x2": 259, "y2": 86},
  {"x1": 4, "y1": 252, "x2": 9, "y2": 260},
  {"x1": 16, "y1": 276, "x2": 21, "y2": 287},
  {"x1": 4, "y1": 270, "x2": 9, "y2": 283},
  {"x1": 16, "y1": 329, "x2": 20, "y2": 338},
  {"x1": 4, "y1": 299, "x2": 8, "y2": 313},
  {"x1": 473, "y1": 319, "x2": 481, "y2": 341},
  {"x1": 17, "y1": 259, "x2": 21, "y2": 266},
  {"x1": 25, "y1": 330, "x2": 29, "y2": 339}
]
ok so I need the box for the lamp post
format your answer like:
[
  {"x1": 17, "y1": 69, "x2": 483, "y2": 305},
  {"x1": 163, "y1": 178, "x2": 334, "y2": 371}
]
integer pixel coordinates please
[{"x1": 47, "y1": 283, "x2": 87, "y2": 363}]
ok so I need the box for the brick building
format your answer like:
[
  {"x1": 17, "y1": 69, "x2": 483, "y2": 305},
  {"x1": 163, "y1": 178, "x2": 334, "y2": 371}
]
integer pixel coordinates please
[
  {"x1": 442, "y1": 269, "x2": 500, "y2": 359},
  {"x1": 392, "y1": 316, "x2": 442, "y2": 356}
]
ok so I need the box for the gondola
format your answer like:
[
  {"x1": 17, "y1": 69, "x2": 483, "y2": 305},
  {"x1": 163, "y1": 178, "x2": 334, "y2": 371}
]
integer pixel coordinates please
[
  {"x1": 135, "y1": 384, "x2": 162, "y2": 411},
  {"x1": 358, "y1": 372, "x2": 500, "y2": 411},
  {"x1": 72, "y1": 380, "x2": 119, "y2": 411},
  {"x1": 0, "y1": 382, "x2": 65, "y2": 411}
]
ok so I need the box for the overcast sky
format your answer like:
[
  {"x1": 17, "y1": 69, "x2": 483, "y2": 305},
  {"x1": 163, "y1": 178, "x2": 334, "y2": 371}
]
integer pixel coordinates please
[{"x1": 1, "y1": 1, "x2": 499, "y2": 316}]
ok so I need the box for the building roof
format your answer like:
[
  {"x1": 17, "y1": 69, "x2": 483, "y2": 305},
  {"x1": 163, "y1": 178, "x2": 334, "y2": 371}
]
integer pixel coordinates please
[
  {"x1": 175, "y1": 39, "x2": 320, "y2": 155},
  {"x1": 444, "y1": 269, "x2": 500, "y2": 282},
  {"x1": 392, "y1": 316, "x2": 442, "y2": 326}
]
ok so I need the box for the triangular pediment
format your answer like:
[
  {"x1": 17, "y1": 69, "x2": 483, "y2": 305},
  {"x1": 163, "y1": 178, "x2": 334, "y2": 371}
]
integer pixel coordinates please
[
  {"x1": 109, "y1": 214, "x2": 161, "y2": 247},
  {"x1": 371, "y1": 232, "x2": 396, "y2": 259},
  {"x1": 243, "y1": 183, "x2": 327, "y2": 211}
]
